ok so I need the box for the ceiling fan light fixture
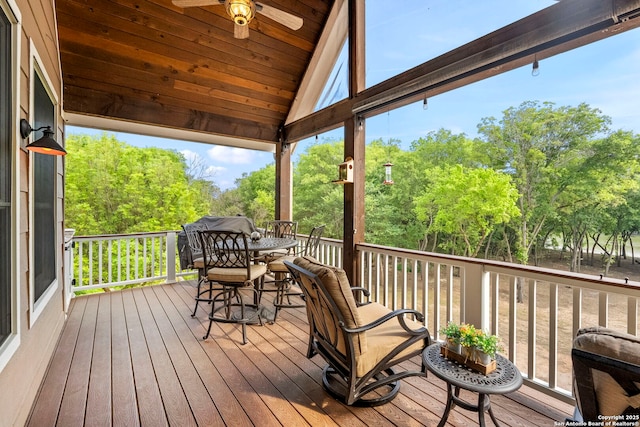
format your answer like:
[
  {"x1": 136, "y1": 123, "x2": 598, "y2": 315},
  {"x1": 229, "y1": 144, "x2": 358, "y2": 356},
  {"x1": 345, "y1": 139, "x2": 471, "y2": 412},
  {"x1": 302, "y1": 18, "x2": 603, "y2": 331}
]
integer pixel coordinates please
[{"x1": 226, "y1": 0, "x2": 255, "y2": 26}]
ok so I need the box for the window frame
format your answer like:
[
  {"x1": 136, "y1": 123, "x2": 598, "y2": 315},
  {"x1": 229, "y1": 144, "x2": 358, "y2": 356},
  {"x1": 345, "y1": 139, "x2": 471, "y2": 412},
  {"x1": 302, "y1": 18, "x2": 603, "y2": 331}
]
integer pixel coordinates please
[
  {"x1": 0, "y1": 0, "x2": 21, "y2": 374},
  {"x1": 27, "y1": 39, "x2": 60, "y2": 327}
]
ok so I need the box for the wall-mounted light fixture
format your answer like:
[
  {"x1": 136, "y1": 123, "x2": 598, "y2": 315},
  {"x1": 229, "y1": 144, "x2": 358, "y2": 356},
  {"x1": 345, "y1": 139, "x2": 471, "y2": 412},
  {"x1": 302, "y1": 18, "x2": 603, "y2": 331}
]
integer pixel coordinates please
[{"x1": 20, "y1": 119, "x2": 66, "y2": 156}]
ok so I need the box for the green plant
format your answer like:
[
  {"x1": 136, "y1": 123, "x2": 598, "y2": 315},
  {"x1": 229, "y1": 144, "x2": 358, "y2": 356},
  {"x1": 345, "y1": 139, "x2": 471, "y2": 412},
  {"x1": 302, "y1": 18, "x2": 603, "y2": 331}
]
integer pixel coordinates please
[
  {"x1": 459, "y1": 323, "x2": 480, "y2": 347},
  {"x1": 475, "y1": 332, "x2": 503, "y2": 357},
  {"x1": 439, "y1": 322, "x2": 462, "y2": 342}
]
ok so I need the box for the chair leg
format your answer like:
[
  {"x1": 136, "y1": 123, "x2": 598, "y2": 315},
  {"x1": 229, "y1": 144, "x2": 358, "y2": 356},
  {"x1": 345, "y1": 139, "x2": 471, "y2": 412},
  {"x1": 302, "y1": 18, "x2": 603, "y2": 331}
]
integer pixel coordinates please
[{"x1": 192, "y1": 269, "x2": 212, "y2": 317}]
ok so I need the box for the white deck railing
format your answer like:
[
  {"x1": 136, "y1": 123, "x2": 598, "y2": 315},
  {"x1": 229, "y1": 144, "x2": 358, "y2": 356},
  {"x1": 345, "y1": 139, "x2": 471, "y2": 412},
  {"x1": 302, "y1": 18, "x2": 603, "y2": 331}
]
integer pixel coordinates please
[
  {"x1": 354, "y1": 242, "x2": 640, "y2": 405},
  {"x1": 69, "y1": 231, "x2": 195, "y2": 292},
  {"x1": 68, "y1": 232, "x2": 640, "y2": 405}
]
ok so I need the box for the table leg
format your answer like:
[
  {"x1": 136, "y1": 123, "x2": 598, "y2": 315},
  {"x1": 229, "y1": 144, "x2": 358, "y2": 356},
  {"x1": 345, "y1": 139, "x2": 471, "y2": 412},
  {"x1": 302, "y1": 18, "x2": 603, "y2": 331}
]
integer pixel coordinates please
[
  {"x1": 478, "y1": 394, "x2": 486, "y2": 427},
  {"x1": 437, "y1": 383, "x2": 456, "y2": 427},
  {"x1": 477, "y1": 393, "x2": 500, "y2": 427}
]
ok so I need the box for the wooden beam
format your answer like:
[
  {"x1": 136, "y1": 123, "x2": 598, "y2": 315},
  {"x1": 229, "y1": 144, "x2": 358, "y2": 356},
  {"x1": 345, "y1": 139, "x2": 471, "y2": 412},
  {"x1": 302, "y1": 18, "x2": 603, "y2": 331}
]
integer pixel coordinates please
[
  {"x1": 343, "y1": 0, "x2": 366, "y2": 286},
  {"x1": 63, "y1": 86, "x2": 280, "y2": 142},
  {"x1": 275, "y1": 133, "x2": 292, "y2": 220},
  {"x1": 284, "y1": 0, "x2": 640, "y2": 141},
  {"x1": 286, "y1": 0, "x2": 348, "y2": 124}
]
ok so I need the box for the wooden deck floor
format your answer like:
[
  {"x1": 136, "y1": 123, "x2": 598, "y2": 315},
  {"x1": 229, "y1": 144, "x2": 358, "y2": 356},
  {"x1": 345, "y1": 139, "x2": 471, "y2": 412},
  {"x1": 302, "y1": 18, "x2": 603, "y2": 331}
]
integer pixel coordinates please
[{"x1": 27, "y1": 280, "x2": 574, "y2": 426}]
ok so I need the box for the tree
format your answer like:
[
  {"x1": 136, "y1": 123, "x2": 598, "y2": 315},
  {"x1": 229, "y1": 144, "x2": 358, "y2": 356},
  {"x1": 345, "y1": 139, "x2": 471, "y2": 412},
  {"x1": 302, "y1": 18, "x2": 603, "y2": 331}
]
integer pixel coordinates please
[
  {"x1": 293, "y1": 139, "x2": 345, "y2": 238},
  {"x1": 414, "y1": 165, "x2": 520, "y2": 257},
  {"x1": 65, "y1": 133, "x2": 211, "y2": 234},
  {"x1": 478, "y1": 101, "x2": 613, "y2": 265}
]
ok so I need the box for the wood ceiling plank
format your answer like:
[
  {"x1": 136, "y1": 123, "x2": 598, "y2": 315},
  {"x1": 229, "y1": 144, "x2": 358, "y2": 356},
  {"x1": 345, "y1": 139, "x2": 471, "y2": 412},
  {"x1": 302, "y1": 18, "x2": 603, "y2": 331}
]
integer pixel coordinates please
[
  {"x1": 58, "y1": 38, "x2": 293, "y2": 107},
  {"x1": 57, "y1": 0, "x2": 303, "y2": 86},
  {"x1": 62, "y1": 70, "x2": 285, "y2": 124},
  {"x1": 57, "y1": 29, "x2": 296, "y2": 101},
  {"x1": 158, "y1": 0, "x2": 320, "y2": 52},
  {"x1": 112, "y1": 0, "x2": 317, "y2": 61},
  {"x1": 63, "y1": 85, "x2": 280, "y2": 142}
]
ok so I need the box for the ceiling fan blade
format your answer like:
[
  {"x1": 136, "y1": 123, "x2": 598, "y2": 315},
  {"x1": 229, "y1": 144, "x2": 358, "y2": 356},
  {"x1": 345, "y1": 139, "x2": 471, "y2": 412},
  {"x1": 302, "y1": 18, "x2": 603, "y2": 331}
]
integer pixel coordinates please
[
  {"x1": 255, "y1": 2, "x2": 303, "y2": 30},
  {"x1": 234, "y1": 23, "x2": 250, "y2": 39},
  {"x1": 172, "y1": 0, "x2": 223, "y2": 7}
]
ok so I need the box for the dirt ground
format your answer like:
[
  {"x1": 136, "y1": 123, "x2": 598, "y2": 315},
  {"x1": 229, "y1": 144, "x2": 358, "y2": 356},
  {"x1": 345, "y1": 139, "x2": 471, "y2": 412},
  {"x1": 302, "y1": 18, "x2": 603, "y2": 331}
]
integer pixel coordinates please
[
  {"x1": 500, "y1": 249, "x2": 640, "y2": 392},
  {"x1": 533, "y1": 248, "x2": 640, "y2": 281}
]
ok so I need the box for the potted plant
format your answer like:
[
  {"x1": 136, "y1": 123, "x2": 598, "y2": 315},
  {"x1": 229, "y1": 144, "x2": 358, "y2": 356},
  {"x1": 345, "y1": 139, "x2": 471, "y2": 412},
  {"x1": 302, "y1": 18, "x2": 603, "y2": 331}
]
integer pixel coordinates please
[
  {"x1": 474, "y1": 332, "x2": 502, "y2": 365},
  {"x1": 439, "y1": 322, "x2": 462, "y2": 353}
]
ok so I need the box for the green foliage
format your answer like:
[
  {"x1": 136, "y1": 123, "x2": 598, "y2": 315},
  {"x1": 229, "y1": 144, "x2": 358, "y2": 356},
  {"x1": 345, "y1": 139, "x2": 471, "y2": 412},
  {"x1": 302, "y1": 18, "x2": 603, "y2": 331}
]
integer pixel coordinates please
[
  {"x1": 293, "y1": 140, "x2": 345, "y2": 238},
  {"x1": 414, "y1": 165, "x2": 520, "y2": 257},
  {"x1": 65, "y1": 133, "x2": 212, "y2": 234},
  {"x1": 66, "y1": 102, "x2": 640, "y2": 274}
]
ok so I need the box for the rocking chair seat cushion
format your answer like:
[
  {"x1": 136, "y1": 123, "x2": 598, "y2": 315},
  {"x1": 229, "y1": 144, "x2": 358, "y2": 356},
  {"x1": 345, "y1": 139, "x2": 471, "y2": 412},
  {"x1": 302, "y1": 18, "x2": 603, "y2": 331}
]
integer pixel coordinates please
[
  {"x1": 573, "y1": 327, "x2": 640, "y2": 416},
  {"x1": 207, "y1": 264, "x2": 267, "y2": 283},
  {"x1": 356, "y1": 302, "x2": 427, "y2": 377}
]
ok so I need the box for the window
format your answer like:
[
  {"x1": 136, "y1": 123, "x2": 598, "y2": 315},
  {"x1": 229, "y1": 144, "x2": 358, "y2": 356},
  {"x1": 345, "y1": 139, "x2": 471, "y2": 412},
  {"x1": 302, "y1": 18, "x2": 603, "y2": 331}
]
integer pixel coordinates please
[
  {"x1": 0, "y1": 5, "x2": 11, "y2": 346},
  {"x1": 32, "y1": 72, "x2": 56, "y2": 302}
]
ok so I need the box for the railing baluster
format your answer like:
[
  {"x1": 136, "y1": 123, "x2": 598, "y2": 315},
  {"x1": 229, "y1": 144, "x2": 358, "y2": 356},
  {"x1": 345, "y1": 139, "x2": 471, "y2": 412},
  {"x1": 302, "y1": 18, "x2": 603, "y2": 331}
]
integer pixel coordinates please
[
  {"x1": 491, "y1": 272, "x2": 499, "y2": 336},
  {"x1": 434, "y1": 263, "x2": 442, "y2": 338},
  {"x1": 599, "y1": 291, "x2": 609, "y2": 327},
  {"x1": 549, "y1": 282, "x2": 558, "y2": 389},
  {"x1": 89, "y1": 241, "x2": 93, "y2": 286},
  {"x1": 573, "y1": 287, "x2": 582, "y2": 337},
  {"x1": 508, "y1": 276, "x2": 517, "y2": 362},
  {"x1": 528, "y1": 279, "x2": 537, "y2": 380},
  {"x1": 107, "y1": 240, "x2": 112, "y2": 284},
  {"x1": 629, "y1": 297, "x2": 638, "y2": 335}
]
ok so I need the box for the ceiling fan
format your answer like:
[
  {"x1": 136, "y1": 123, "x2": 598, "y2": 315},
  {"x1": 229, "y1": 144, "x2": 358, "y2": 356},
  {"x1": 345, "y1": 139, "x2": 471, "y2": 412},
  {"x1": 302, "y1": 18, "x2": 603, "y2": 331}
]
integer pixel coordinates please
[{"x1": 172, "y1": 0, "x2": 303, "y2": 39}]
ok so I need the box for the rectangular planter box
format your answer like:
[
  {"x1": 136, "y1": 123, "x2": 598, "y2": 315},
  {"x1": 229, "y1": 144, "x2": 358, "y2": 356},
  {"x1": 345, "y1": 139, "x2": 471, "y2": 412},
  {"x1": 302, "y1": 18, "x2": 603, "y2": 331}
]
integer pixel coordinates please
[{"x1": 440, "y1": 345, "x2": 497, "y2": 375}]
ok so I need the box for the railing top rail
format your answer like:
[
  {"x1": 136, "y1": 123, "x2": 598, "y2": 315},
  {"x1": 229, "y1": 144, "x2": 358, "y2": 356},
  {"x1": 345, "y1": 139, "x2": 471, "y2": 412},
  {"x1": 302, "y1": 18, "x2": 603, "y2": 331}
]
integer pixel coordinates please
[
  {"x1": 357, "y1": 242, "x2": 640, "y2": 292},
  {"x1": 73, "y1": 230, "x2": 179, "y2": 241}
]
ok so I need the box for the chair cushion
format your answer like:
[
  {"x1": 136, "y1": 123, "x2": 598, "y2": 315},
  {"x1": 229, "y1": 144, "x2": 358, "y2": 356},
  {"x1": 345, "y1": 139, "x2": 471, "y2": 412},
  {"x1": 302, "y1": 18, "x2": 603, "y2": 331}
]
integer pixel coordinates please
[
  {"x1": 574, "y1": 327, "x2": 640, "y2": 416},
  {"x1": 268, "y1": 255, "x2": 296, "y2": 272},
  {"x1": 293, "y1": 256, "x2": 366, "y2": 354},
  {"x1": 355, "y1": 302, "x2": 426, "y2": 377},
  {"x1": 207, "y1": 264, "x2": 267, "y2": 284}
]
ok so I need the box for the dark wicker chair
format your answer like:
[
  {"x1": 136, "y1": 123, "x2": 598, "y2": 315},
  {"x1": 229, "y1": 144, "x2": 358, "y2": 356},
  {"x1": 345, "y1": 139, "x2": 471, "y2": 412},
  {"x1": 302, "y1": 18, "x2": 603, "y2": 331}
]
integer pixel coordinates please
[
  {"x1": 285, "y1": 256, "x2": 431, "y2": 406},
  {"x1": 199, "y1": 229, "x2": 267, "y2": 345}
]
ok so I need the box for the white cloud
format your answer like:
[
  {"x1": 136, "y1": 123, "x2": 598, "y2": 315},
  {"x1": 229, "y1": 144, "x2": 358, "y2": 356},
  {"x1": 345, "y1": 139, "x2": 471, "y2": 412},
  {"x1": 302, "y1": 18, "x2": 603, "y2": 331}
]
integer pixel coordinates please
[
  {"x1": 180, "y1": 149, "x2": 200, "y2": 163},
  {"x1": 207, "y1": 146, "x2": 254, "y2": 165}
]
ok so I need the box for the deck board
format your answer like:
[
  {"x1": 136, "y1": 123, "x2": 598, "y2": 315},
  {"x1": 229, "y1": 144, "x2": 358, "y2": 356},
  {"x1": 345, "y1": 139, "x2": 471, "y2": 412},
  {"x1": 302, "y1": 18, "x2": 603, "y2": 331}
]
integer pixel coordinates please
[{"x1": 27, "y1": 280, "x2": 574, "y2": 426}]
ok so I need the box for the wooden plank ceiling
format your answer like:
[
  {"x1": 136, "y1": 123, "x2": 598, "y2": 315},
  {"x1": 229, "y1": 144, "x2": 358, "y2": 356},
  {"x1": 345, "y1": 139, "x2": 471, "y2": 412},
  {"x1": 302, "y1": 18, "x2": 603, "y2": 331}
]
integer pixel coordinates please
[{"x1": 56, "y1": 0, "x2": 332, "y2": 149}]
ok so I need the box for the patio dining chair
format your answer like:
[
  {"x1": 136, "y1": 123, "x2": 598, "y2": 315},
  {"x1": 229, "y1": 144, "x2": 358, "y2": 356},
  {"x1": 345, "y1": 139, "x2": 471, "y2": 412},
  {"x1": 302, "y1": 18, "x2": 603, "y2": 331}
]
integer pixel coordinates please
[
  {"x1": 199, "y1": 229, "x2": 268, "y2": 345},
  {"x1": 262, "y1": 225, "x2": 325, "y2": 321},
  {"x1": 260, "y1": 220, "x2": 298, "y2": 260},
  {"x1": 284, "y1": 256, "x2": 431, "y2": 406},
  {"x1": 182, "y1": 222, "x2": 217, "y2": 316}
]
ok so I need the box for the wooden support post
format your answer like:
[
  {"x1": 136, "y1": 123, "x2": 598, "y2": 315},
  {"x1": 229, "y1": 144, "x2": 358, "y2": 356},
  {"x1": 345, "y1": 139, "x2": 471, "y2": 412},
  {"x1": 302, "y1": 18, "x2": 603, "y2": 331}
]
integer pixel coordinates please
[
  {"x1": 275, "y1": 136, "x2": 292, "y2": 220},
  {"x1": 343, "y1": 0, "x2": 365, "y2": 285}
]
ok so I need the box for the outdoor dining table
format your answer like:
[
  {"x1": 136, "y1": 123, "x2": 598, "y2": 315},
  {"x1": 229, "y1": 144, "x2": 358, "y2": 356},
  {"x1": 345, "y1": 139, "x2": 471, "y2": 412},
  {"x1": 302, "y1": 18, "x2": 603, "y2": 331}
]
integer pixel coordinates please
[{"x1": 245, "y1": 237, "x2": 298, "y2": 258}]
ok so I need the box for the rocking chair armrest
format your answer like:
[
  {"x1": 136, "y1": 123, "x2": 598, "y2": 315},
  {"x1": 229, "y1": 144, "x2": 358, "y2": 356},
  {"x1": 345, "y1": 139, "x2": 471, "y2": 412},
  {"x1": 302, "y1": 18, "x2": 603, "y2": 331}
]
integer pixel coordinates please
[
  {"x1": 342, "y1": 308, "x2": 427, "y2": 335},
  {"x1": 350, "y1": 286, "x2": 370, "y2": 305}
]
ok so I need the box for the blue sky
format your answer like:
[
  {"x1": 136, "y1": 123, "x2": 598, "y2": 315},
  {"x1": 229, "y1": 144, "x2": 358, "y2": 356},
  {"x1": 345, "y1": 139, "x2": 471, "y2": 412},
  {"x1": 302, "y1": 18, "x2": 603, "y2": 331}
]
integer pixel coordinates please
[{"x1": 68, "y1": 1, "x2": 640, "y2": 190}]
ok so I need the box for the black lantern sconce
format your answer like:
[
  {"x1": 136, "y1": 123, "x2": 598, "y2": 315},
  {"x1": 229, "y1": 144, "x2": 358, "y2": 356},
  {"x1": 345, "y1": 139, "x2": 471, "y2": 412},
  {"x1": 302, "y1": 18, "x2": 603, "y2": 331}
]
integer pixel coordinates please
[{"x1": 20, "y1": 119, "x2": 66, "y2": 156}]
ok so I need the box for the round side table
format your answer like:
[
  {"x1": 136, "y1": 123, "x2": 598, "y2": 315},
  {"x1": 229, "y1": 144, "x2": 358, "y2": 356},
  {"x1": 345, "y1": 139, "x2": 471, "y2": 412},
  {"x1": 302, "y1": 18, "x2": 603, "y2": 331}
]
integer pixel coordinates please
[{"x1": 422, "y1": 343, "x2": 523, "y2": 427}]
